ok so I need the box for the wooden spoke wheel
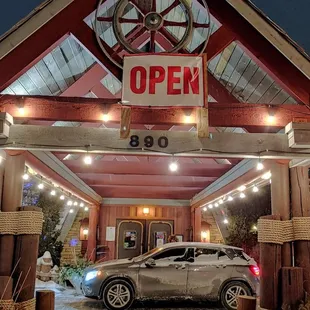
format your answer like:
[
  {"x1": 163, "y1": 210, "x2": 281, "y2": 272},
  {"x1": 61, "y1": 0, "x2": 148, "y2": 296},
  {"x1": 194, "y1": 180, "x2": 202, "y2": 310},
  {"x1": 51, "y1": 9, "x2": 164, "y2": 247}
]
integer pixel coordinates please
[{"x1": 95, "y1": 0, "x2": 210, "y2": 69}]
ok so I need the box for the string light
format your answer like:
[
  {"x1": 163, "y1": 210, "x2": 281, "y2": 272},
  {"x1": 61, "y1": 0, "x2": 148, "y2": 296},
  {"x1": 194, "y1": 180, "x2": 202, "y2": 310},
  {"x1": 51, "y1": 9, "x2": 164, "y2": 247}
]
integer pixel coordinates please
[
  {"x1": 262, "y1": 171, "x2": 272, "y2": 180},
  {"x1": 219, "y1": 199, "x2": 224, "y2": 204},
  {"x1": 238, "y1": 185, "x2": 246, "y2": 192},
  {"x1": 253, "y1": 186, "x2": 259, "y2": 193},
  {"x1": 223, "y1": 218, "x2": 229, "y2": 224},
  {"x1": 84, "y1": 155, "x2": 92, "y2": 165},
  {"x1": 22, "y1": 173, "x2": 29, "y2": 180},
  {"x1": 73, "y1": 202, "x2": 78, "y2": 206},
  {"x1": 208, "y1": 204, "x2": 213, "y2": 209},
  {"x1": 169, "y1": 161, "x2": 178, "y2": 172},
  {"x1": 60, "y1": 195, "x2": 65, "y2": 200},
  {"x1": 203, "y1": 206, "x2": 207, "y2": 212},
  {"x1": 80, "y1": 202, "x2": 84, "y2": 208},
  {"x1": 84, "y1": 206, "x2": 89, "y2": 212},
  {"x1": 240, "y1": 192, "x2": 246, "y2": 199},
  {"x1": 69, "y1": 209, "x2": 74, "y2": 214},
  {"x1": 38, "y1": 183, "x2": 44, "y2": 190},
  {"x1": 50, "y1": 190, "x2": 56, "y2": 196},
  {"x1": 67, "y1": 200, "x2": 73, "y2": 206},
  {"x1": 257, "y1": 161, "x2": 264, "y2": 171},
  {"x1": 228, "y1": 196, "x2": 233, "y2": 201},
  {"x1": 214, "y1": 203, "x2": 219, "y2": 207}
]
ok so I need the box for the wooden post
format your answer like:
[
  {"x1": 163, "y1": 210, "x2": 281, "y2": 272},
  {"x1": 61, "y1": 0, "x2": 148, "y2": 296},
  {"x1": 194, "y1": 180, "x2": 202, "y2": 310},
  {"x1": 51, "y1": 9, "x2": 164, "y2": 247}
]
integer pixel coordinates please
[
  {"x1": 0, "y1": 276, "x2": 13, "y2": 300},
  {"x1": 290, "y1": 166, "x2": 310, "y2": 294},
  {"x1": 260, "y1": 214, "x2": 282, "y2": 310},
  {"x1": 120, "y1": 106, "x2": 131, "y2": 139},
  {"x1": 191, "y1": 208, "x2": 202, "y2": 242},
  {"x1": 87, "y1": 205, "x2": 99, "y2": 262},
  {"x1": 13, "y1": 206, "x2": 42, "y2": 303},
  {"x1": 237, "y1": 296, "x2": 256, "y2": 310},
  {"x1": 35, "y1": 290, "x2": 55, "y2": 310},
  {"x1": 281, "y1": 267, "x2": 304, "y2": 309},
  {"x1": 0, "y1": 151, "x2": 25, "y2": 299},
  {"x1": 270, "y1": 161, "x2": 292, "y2": 267}
]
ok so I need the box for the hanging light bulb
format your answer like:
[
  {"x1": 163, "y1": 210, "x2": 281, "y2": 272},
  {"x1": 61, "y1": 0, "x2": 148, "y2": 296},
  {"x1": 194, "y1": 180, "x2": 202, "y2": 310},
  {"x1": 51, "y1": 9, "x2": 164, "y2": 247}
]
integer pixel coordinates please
[
  {"x1": 73, "y1": 201, "x2": 78, "y2": 206},
  {"x1": 80, "y1": 202, "x2": 84, "y2": 208},
  {"x1": 50, "y1": 190, "x2": 56, "y2": 196},
  {"x1": 84, "y1": 206, "x2": 89, "y2": 212},
  {"x1": 38, "y1": 183, "x2": 44, "y2": 190},
  {"x1": 69, "y1": 209, "x2": 74, "y2": 214},
  {"x1": 203, "y1": 206, "x2": 207, "y2": 212},
  {"x1": 60, "y1": 195, "x2": 65, "y2": 200},
  {"x1": 84, "y1": 155, "x2": 92, "y2": 165},
  {"x1": 257, "y1": 161, "x2": 264, "y2": 171},
  {"x1": 240, "y1": 192, "x2": 246, "y2": 199},
  {"x1": 22, "y1": 173, "x2": 29, "y2": 180},
  {"x1": 253, "y1": 186, "x2": 259, "y2": 193},
  {"x1": 169, "y1": 161, "x2": 178, "y2": 172},
  {"x1": 18, "y1": 107, "x2": 25, "y2": 116},
  {"x1": 208, "y1": 204, "x2": 213, "y2": 209},
  {"x1": 219, "y1": 199, "x2": 224, "y2": 205},
  {"x1": 228, "y1": 196, "x2": 233, "y2": 201},
  {"x1": 253, "y1": 225, "x2": 258, "y2": 231},
  {"x1": 102, "y1": 114, "x2": 110, "y2": 122},
  {"x1": 262, "y1": 171, "x2": 272, "y2": 180},
  {"x1": 223, "y1": 218, "x2": 229, "y2": 224},
  {"x1": 214, "y1": 203, "x2": 219, "y2": 208},
  {"x1": 67, "y1": 200, "x2": 73, "y2": 206},
  {"x1": 238, "y1": 185, "x2": 246, "y2": 192}
]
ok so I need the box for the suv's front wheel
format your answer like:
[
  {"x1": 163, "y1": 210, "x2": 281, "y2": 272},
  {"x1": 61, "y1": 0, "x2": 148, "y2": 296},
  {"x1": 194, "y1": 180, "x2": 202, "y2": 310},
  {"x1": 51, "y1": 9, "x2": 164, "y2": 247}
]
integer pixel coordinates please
[
  {"x1": 102, "y1": 279, "x2": 135, "y2": 310},
  {"x1": 221, "y1": 281, "x2": 251, "y2": 310}
]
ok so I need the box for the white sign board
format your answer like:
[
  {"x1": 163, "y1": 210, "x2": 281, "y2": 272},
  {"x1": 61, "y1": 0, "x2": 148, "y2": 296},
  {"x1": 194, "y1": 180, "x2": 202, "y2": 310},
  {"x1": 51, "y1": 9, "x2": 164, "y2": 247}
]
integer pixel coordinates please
[
  {"x1": 106, "y1": 227, "x2": 116, "y2": 241},
  {"x1": 122, "y1": 54, "x2": 205, "y2": 107}
]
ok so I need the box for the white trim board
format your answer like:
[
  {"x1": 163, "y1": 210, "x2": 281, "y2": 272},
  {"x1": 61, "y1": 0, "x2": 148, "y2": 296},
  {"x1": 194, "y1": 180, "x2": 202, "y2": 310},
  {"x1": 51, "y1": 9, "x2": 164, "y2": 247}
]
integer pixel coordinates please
[{"x1": 102, "y1": 198, "x2": 190, "y2": 207}]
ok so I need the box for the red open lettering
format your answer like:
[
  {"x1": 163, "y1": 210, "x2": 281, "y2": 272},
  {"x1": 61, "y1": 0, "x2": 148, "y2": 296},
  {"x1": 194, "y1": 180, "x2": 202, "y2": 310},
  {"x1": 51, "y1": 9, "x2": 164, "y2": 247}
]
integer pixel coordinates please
[
  {"x1": 130, "y1": 66, "x2": 147, "y2": 94},
  {"x1": 149, "y1": 66, "x2": 165, "y2": 94},
  {"x1": 167, "y1": 66, "x2": 181, "y2": 95},
  {"x1": 184, "y1": 67, "x2": 199, "y2": 94}
]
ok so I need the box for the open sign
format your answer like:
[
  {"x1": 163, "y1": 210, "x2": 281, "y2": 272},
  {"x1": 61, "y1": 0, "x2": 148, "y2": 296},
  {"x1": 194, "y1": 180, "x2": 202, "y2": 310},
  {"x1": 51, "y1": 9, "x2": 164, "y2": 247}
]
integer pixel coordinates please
[{"x1": 122, "y1": 55, "x2": 205, "y2": 107}]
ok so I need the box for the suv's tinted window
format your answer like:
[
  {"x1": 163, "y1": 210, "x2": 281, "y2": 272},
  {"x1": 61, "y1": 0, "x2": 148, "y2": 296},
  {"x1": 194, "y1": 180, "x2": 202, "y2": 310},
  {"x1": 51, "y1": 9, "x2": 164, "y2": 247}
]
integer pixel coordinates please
[
  {"x1": 195, "y1": 248, "x2": 218, "y2": 262},
  {"x1": 153, "y1": 248, "x2": 187, "y2": 261}
]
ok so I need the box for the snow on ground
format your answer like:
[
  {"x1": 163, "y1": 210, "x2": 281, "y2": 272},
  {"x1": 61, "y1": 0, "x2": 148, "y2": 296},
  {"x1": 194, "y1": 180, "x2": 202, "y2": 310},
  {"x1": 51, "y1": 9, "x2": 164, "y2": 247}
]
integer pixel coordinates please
[{"x1": 35, "y1": 280, "x2": 222, "y2": 309}]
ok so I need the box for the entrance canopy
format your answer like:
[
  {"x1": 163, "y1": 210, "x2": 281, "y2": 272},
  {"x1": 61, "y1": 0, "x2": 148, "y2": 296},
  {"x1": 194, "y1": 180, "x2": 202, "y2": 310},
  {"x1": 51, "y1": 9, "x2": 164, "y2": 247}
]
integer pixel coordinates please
[{"x1": 0, "y1": 0, "x2": 310, "y2": 207}]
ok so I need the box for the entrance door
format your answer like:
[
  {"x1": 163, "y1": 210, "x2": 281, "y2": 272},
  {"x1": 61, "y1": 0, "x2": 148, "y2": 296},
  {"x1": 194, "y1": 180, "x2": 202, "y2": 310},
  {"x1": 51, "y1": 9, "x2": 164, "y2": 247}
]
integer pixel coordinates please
[
  {"x1": 116, "y1": 220, "x2": 144, "y2": 259},
  {"x1": 147, "y1": 221, "x2": 173, "y2": 251}
]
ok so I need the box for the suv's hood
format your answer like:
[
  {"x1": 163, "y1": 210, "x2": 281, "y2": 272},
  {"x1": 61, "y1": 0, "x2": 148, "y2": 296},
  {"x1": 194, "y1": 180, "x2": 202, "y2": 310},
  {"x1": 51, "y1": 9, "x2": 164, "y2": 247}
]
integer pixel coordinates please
[{"x1": 87, "y1": 258, "x2": 134, "y2": 271}]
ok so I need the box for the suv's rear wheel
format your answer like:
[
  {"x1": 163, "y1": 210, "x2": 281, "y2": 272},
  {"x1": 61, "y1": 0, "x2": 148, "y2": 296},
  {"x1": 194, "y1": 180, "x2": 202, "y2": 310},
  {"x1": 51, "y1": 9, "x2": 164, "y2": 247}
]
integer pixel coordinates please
[
  {"x1": 102, "y1": 279, "x2": 134, "y2": 310},
  {"x1": 221, "y1": 281, "x2": 251, "y2": 310}
]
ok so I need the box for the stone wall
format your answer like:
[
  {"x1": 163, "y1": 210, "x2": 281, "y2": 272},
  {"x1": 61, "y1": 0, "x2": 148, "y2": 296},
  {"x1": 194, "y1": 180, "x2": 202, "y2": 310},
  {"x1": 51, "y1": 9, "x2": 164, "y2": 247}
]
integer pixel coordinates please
[
  {"x1": 202, "y1": 214, "x2": 224, "y2": 243},
  {"x1": 60, "y1": 210, "x2": 84, "y2": 265}
]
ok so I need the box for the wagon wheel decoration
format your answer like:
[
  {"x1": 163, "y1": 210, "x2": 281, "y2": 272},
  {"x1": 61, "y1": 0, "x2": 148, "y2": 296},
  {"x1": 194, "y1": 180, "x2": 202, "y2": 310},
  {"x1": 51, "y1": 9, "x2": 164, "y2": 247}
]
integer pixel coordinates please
[{"x1": 95, "y1": 0, "x2": 211, "y2": 69}]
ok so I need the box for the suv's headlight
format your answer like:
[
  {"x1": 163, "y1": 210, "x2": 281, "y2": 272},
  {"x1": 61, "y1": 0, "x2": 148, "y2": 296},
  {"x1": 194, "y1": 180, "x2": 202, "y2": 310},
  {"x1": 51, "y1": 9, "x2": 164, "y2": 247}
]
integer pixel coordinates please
[{"x1": 85, "y1": 270, "x2": 99, "y2": 281}]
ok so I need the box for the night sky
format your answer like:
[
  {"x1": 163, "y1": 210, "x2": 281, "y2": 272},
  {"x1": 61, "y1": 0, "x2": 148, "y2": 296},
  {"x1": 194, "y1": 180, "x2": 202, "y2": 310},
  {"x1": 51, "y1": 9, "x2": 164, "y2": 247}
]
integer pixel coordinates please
[{"x1": 0, "y1": 0, "x2": 309, "y2": 55}]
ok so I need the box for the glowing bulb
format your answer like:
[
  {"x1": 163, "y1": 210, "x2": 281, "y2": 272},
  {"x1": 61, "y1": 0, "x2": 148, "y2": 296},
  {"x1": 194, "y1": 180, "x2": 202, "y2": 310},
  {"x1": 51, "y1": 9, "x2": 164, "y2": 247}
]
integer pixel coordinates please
[
  {"x1": 102, "y1": 114, "x2": 109, "y2": 122},
  {"x1": 18, "y1": 107, "x2": 25, "y2": 115},
  {"x1": 267, "y1": 115, "x2": 275, "y2": 124},
  {"x1": 201, "y1": 231, "x2": 208, "y2": 239},
  {"x1": 203, "y1": 206, "x2": 207, "y2": 212},
  {"x1": 83, "y1": 229, "x2": 89, "y2": 235},
  {"x1": 50, "y1": 190, "x2": 56, "y2": 196},
  {"x1": 169, "y1": 162, "x2": 178, "y2": 172},
  {"x1": 228, "y1": 196, "x2": 233, "y2": 201},
  {"x1": 223, "y1": 218, "x2": 229, "y2": 224},
  {"x1": 253, "y1": 225, "x2": 257, "y2": 231},
  {"x1": 215, "y1": 203, "x2": 219, "y2": 208},
  {"x1": 253, "y1": 186, "x2": 259, "y2": 193},
  {"x1": 80, "y1": 202, "x2": 84, "y2": 208},
  {"x1": 73, "y1": 201, "x2": 78, "y2": 206},
  {"x1": 84, "y1": 155, "x2": 92, "y2": 165},
  {"x1": 219, "y1": 199, "x2": 224, "y2": 204},
  {"x1": 60, "y1": 195, "x2": 65, "y2": 200},
  {"x1": 22, "y1": 173, "x2": 29, "y2": 180},
  {"x1": 184, "y1": 115, "x2": 192, "y2": 124},
  {"x1": 143, "y1": 207, "x2": 150, "y2": 215},
  {"x1": 262, "y1": 171, "x2": 272, "y2": 180},
  {"x1": 67, "y1": 200, "x2": 73, "y2": 206},
  {"x1": 84, "y1": 206, "x2": 89, "y2": 212},
  {"x1": 38, "y1": 183, "x2": 44, "y2": 190},
  {"x1": 238, "y1": 185, "x2": 246, "y2": 192},
  {"x1": 69, "y1": 209, "x2": 74, "y2": 214},
  {"x1": 257, "y1": 162, "x2": 264, "y2": 171},
  {"x1": 240, "y1": 192, "x2": 246, "y2": 199},
  {"x1": 208, "y1": 204, "x2": 213, "y2": 209}
]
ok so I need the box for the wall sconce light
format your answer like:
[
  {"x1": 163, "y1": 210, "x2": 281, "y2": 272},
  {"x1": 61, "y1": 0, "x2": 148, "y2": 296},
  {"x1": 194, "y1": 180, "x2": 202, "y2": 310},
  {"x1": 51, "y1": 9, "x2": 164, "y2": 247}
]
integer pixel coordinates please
[
  {"x1": 201, "y1": 231, "x2": 208, "y2": 239},
  {"x1": 143, "y1": 207, "x2": 150, "y2": 215},
  {"x1": 83, "y1": 228, "x2": 89, "y2": 236}
]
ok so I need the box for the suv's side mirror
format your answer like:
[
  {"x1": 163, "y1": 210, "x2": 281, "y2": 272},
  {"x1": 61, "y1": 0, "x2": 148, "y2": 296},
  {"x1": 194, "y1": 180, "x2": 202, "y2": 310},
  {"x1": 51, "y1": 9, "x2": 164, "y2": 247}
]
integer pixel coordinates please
[{"x1": 145, "y1": 258, "x2": 156, "y2": 268}]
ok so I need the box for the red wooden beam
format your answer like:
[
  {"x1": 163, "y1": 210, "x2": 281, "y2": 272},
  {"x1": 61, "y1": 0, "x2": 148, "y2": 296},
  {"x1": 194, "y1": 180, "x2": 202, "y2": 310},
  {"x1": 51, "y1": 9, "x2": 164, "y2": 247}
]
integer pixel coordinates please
[
  {"x1": 206, "y1": 0, "x2": 310, "y2": 104},
  {"x1": 1, "y1": 95, "x2": 309, "y2": 128},
  {"x1": 0, "y1": 0, "x2": 100, "y2": 92}
]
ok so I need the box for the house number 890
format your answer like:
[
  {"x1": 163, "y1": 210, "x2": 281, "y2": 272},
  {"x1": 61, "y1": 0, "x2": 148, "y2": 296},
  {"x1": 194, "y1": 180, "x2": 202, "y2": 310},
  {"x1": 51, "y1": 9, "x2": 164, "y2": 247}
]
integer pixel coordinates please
[{"x1": 129, "y1": 135, "x2": 169, "y2": 148}]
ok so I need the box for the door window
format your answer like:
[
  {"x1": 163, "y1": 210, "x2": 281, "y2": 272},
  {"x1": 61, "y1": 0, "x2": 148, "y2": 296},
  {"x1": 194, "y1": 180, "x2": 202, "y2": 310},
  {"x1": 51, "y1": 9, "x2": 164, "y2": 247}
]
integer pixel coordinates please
[
  {"x1": 195, "y1": 248, "x2": 218, "y2": 262},
  {"x1": 123, "y1": 230, "x2": 137, "y2": 249},
  {"x1": 152, "y1": 248, "x2": 187, "y2": 263}
]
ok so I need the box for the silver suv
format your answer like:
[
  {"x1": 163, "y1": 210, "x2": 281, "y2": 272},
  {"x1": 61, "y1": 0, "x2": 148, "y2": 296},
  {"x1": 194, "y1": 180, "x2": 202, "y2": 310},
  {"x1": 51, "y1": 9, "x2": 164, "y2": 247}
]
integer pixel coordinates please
[{"x1": 82, "y1": 242, "x2": 259, "y2": 310}]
